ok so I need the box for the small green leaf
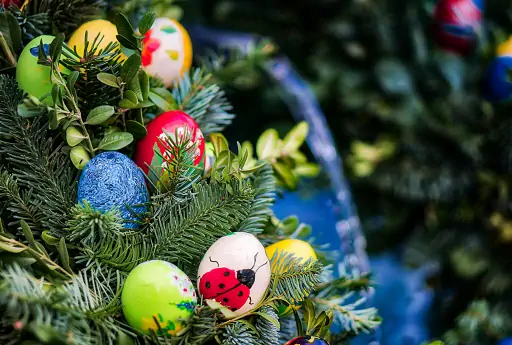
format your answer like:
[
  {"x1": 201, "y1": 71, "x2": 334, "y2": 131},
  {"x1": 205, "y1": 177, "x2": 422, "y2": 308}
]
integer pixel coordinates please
[
  {"x1": 294, "y1": 163, "x2": 320, "y2": 177},
  {"x1": 0, "y1": 11, "x2": 22, "y2": 53},
  {"x1": 117, "y1": 35, "x2": 139, "y2": 51},
  {"x1": 50, "y1": 33, "x2": 64, "y2": 63},
  {"x1": 0, "y1": 241, "x2": 24, "y2": 253},
  {"x1": 210, "y1": 133, "x2": 229, "y2": 157},
  {"x1": 128, "y1": 72, "x2": 143, "y2": 101},
  {"x1": 66, "y1": 127, "x2": 85, "y2": 147},
  {"x1": 57, "y1": 238, "x2": 72, "y2": 274},
  {"x1": 97, "y1": 73, "x2": 120, "y2": 88},
  {"x1": 302, "y1": 298, "x2": 316, "y2": 334},
  {"x1": 114, "y1": 13, "x2": 137, "y2": 46},
  {"x1": 254, "y1": 312, "x2": 280, "y2": 329},
  {"x1": 97, "y1": 132, "x2": 134, "y2": 151},
  {"x1": 67, "y1": 71, "x2": 79, "y2": 91},
  {"x1": 139, "y1": 70, "x2": 150, "y2": 100},
  {"x1": 282, "y1": 121, "x2": 308, "y2": 153},
  {"x1": 120, "y1": 54, "x2": 141, "y2": 84},
  {"x1": 273, "y1": 161, "x2": 297, "y2": 189},
  {"x1": 139, "y1": 13, "x2": 156, "y2": 35},
  {"x1": 20, "y1": 220, "x2": 41, "y2": 254},
  {"x1": 51, "y1": 84, "x2": 61, "y2": 104},
  {"x1": 124, "y1": 90, "x2": 139, "y2": 104},
  {"x1": 42, "y1": 231, "x2": 60, "y2": 246},
  {"x1": 148, "y1": 88, "x2": 177, "y2": 111},
  {"x1": 126, "y1": 120, "x2": 147, "y2": 139},
  {"x1": 256, "y1": 128, "x2": 279, "y2": 160},
  {"x1": 86, "y1": 105, "x2": 115, "y2": 125},
  {"x1": 119, "y1": 98, "x2": 138, "y2": 109},
  {"x1": 17, "y1": 104, "x2": 44, "y2": 118},
  {"x1": 70, "y1": 146, "x2": 90, "y2": 170}
]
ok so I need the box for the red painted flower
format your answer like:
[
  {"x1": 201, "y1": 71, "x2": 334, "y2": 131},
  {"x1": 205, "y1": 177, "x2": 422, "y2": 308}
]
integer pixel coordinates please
[{"x1": 141, "y1": 29, "x2": 161, "y2": 67}]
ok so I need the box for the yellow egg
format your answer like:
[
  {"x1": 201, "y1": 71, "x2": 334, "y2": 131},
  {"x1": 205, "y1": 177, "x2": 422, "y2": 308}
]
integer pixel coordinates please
[
  {"x1": 67, "y1": 19, "x2": 126, "y2": 60},
  {"x1": 497, "y1": 36, "x2": 512, "y2": 57},
  {"x1": 265, "y1": 239, "x2": 317, "y2": 316}
]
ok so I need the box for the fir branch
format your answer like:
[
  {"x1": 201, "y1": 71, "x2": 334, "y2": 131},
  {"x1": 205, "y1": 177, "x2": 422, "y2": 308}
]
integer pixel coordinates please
[
  {"x1": 172, "y1": 68, "x2": 235, "y2": 136},
  {"x1": 0, "y1": 264, "x2": 128, "y2": 345},
  {"x1": 151, "y1": 180, "x2": 254, "y2": 274},
  {"x1": 66, "y1": 202, "x2": 151, "y2": 272},
  {"x1": 255, "y1": 306, "x2": 280, "y2": 345},
  {"x1": 278, "y1": 316, "x2": 297, "y2": 344},
  {"x1": 236, "y1": 163, "x2": 276, "y2": 234},
  {"x1": 269, "y1": 251, "x2": 323, "y2": 304},
  {"x1": 311, "y1": 296, "x2": 380, "y2": 336},
  {"x1": 0, "y1": 75, "x2": 76, "y2": 236},
  {"x1": 173, "y1": 306, "x2": 220, "y2": 345},
  {"x1": 8, "y1": 6, "x2": 49, "y2": 44},
  {"x1": 221, "y1": 321, "x2": 260, "y2": 345},
  {"x1": 0, "y1": 171, "x2": 43, "y2": 230}
]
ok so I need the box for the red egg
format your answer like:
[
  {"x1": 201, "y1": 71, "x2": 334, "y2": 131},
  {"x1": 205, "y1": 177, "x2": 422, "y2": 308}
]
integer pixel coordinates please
[{"x1": 134, "y1": 110, "x2": 205, "y2": 176}]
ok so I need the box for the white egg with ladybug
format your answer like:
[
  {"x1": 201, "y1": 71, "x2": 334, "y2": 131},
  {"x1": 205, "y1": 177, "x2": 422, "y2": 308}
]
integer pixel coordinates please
[{"x1": 197, "y1": 232, "x2": 271, "y2": 318}]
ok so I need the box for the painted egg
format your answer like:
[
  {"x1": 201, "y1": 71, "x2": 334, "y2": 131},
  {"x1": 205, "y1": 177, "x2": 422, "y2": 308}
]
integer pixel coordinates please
[
  {"x1": 141, "y1": 17, "x2": 192, "y2": 86},
  {"x1": 497, "y1": 36, "x2": 512, "y2": 57},
  {"x1": 67, "y1": 19, "x2": 126, "y2": 60},
  {"x1": 265, "y1": 239, "x2": 317, "y2": 316},
  {"x1": 284, "y1": 336, "x2": 330, "y2": 345},
  {"x1": 77, "y1": 151, "x2": 149, "y2": 228},
  {"x1": 197, "y1": 232, "x2": 271, "y2": 318},
  {"x1": 432, "y1": 0, "x2": 482, "y2": 55},
  {"x1": 134, "y1": 110, "x2": 205, "y2": 177},
  {"x1": 122, "y1": 260, "x2": 197, "y2": 335},
  {"x1": 16, "y1": 35, "x2": 55, "y2": 104},
  {"x1": 483, "y1": 56, "x2": 512, "y2": 103}
]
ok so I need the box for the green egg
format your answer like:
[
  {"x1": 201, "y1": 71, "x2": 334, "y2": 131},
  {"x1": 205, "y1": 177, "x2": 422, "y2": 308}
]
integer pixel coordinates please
[{"x1": 16, "y1": 35, "x2": 56, "y2": 105}]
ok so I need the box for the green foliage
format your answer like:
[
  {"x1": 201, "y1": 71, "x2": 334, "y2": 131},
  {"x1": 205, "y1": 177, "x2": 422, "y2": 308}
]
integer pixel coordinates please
[
  {"x1": 255, "y1": 306, "x2": 280, "y2": 345},
  {"x1": 221, "y1": 321, "x2": 260, "y2": 345}
]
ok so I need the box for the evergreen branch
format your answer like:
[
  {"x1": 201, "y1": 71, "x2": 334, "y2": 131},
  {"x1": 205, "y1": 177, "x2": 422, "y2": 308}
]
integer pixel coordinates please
[
  {"x1": 278, "y1": 316, "x2": 297, "y2": 344},
  {"x1": 8, "y1": 6, "x2": 49, "y2": 44},
  {"x1": 236, "y1": 163, "x2": 276, "y2": 234},
  {"x1": 172, "y1": 68, "x2": 235, "y2": 136},
  {"x1": 0, "y1": 75, "x2": 77, "y2": 236},
  {"x1": 221, "y1": 321, "x2": 260, "y2": 345},
  {"x1": 311, "y1": 297, "x2": 380, "y2": 336},
  {"x1": 255, "y1": 306, "x2": 280, "y2": 345},
  {"x1": 172, "y1": 306, "x2": 220, "y2": 345},
  {"x1": 150, "y1": 128, "x2": 201, "y2": 203},
  {"x1": 0, "y1": 171, "x2": 43, "y2": 230},
  {"x1": 269, "y1": 251, "x2": 323, "y2": 304},
  {"x1": 0, "y1": 264, "x2": 128, "y2": 345},
  {"x1": 66, "y1": 202, "x2": 151, "y2": 272},
  {"x1": 151, "y1": 180, "x2": 255, "y2": 274}
]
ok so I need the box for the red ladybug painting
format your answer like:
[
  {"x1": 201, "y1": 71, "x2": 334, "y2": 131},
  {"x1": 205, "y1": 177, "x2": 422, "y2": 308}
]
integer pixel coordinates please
[
  {"x1": 196, "y1": 232, "x2": 272, "y2": 318},
  {"x1": 198, "y1": 254, "x2": 267, "y2": 312}
]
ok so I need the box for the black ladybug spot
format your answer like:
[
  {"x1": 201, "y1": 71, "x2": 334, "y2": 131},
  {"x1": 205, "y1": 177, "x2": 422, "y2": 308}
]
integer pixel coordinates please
[
  {"x1": 219, "y1": 283, "x2": 225, "y2": 289},
  {"x1": 223, "y1": 298, "x2": 229, "y2": 303},
  {"x1": 224, "y1": 271, "x2": 230, "y2": 276},
  {"x1": 205, "y1": 282, "x2": 211, "y2": 288},
  {"x1": 231, "y1": 308, "x2": 238, "y2": 312},
  {"x1": 238, "y1": 291, "x2": 243, "y2": 297}
]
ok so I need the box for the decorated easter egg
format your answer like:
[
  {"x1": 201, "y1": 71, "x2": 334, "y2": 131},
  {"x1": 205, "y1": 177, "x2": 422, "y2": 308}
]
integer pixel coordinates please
[
  {"x1": 77, "y1": 151, "x2": 149, "y2": 228},
  {"x1": 141, "y1": 17, "x2": 192, "y2": 86},
  {"x1": 16, "y1": 35, "x2": 55, "y2": 103},
  {"x1": 284, "y1": 336, "x2": 330, "y2": 345},
  {"x1": 122, "y1": 260, "x2": 197, "y2": 335},
  {"x1": 134, "y1": 110, "x2": 205, "y2": 177},
  {"x1": 197, "y1": 232, "x2": 271, "y2": 318},
  {"x1": 265, "y1": 239, "x2": 317, "y2": 315},
  {"x1": 68, "y1": 19, "x2": 126, "y2": 59},
  {"x1": 432, "y1": 0, "x2": 483, "y2": 55},
  {"x1": 2, "y1": 0, "x2": 22, "y2": 7},
  {"x1": 483, "y1": 56, "x2": 512, "y2": 103},
  {"x1": 497, "y1": 36, "x2": 512, "y2": 57}
]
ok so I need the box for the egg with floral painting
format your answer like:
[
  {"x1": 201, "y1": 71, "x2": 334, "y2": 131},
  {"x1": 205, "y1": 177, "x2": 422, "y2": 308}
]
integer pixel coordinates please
[
  {"x1": 121, "y1": 260, "x2": 197, "y2": 335},
  {"x1": 197, "y1": 233, "x2": 271, "y2": 319},
  {"x1": 141, "y1": 17, "x2": 192, "y2": 86}
]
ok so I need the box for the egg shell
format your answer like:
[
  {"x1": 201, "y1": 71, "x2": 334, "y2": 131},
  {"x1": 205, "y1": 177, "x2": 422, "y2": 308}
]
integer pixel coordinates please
[
  {"x1": 77, "y1": 151, "x2": 149, "y2": 228},
  {"x1": 141, "y1": 18, "x2": 192, "y2": 86},
  {"x1": 284, "y1": 336, "x2": 330, "y2": 345},
  {"x1": 122, "y1": 260, "x2": 197, "y2": 335},
  {"x1": 16, "y1": 35, "x2": 55, "y2": 104},
  {"x1": 432, "y1": 0, "x2": 482, "y2": 55},
  {"x1": 197, "y1": 232, "x2": 271, "y2": 318},
  {"x1": 67, "y1": 19, "x2": 126, "y2": 60},
  {"x1": 134, "y1": 110, "x2": 205, "y2": 176},
  {"x1": 497, "y1": 37, "x2": 512, "y2": 57},
  {"x1": 484, "y1": 56, "x2": 512, "y2": 103},
  {"x1": 265, "y1": 239, "x2": 317, "y2": 316}
]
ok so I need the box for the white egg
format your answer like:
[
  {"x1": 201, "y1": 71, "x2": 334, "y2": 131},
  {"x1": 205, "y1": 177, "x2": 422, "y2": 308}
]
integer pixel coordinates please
[
  {"x1": 141, "y1": 18, "x2": 192, "y2": 87},
  {"x1": 197, "y1": 232, "x2": 271, "y2": 318}
]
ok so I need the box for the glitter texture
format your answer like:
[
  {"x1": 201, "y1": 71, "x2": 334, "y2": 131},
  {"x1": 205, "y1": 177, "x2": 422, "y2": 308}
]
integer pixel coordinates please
[{"x1": 77, "y1": 152, "x2": 149, "y2": 228}]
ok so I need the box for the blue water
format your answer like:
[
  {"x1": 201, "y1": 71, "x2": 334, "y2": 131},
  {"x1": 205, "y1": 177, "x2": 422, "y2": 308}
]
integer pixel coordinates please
[{"x1": 273, "y1": 189, "x2": 433, "y2": 345}]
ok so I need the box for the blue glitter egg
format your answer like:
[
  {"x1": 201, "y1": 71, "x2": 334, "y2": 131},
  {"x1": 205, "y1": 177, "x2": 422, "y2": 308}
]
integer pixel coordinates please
[
  {"x1": 484, "y1": 56, "x2": 512, "y2": 103},
  {"x1": 77, "y1": 152, "x2": 149, "y2": 228},
  {"x1": 497, "y1": 338, "x2": 512, "y2": 345}
]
